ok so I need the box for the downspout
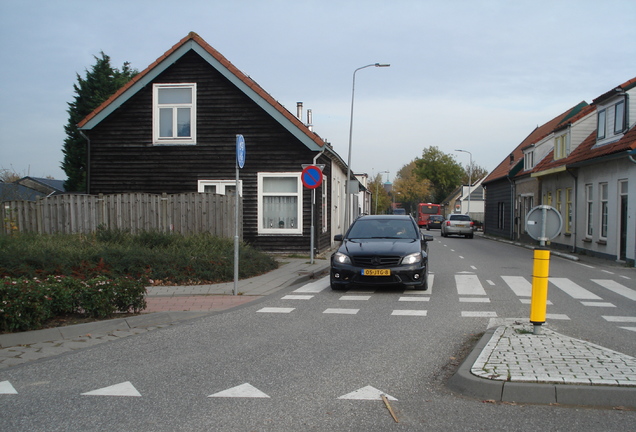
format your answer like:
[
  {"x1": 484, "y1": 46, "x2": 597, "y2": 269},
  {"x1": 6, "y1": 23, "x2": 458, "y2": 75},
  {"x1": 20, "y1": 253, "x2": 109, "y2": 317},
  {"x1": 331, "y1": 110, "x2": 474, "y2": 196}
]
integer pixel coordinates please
[
  {"x1": 79, "y1": 130, "x2": 90, "y2": 195},
  {"x1": 566, "y1": 167, "x2": 578, "y2": 253}
]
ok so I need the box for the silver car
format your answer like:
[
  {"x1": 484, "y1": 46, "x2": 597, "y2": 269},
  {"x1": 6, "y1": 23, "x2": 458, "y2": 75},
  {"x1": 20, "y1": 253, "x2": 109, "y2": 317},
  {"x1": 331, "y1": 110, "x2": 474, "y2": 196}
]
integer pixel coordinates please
[{"x1": 441, "y1": 214, "x2": 474, "y2": 238}]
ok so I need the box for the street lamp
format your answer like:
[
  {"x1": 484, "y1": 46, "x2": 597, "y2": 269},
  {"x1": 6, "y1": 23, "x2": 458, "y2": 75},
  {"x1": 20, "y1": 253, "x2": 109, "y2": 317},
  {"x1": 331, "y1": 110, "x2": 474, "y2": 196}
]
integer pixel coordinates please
[
  {"x1": 455, "y1": 149, "x2": 472, "y2": 217},
  {"x1": 344, "y1": 63, "x2": 390, "y2": 228}
]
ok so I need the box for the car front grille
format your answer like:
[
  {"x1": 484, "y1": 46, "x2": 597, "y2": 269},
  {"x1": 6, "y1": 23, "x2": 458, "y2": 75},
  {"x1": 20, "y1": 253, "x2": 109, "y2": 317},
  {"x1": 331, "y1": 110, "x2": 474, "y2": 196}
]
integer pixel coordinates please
[{"x1": 352, "y1": 256, "x2": 401, "y2": 267}]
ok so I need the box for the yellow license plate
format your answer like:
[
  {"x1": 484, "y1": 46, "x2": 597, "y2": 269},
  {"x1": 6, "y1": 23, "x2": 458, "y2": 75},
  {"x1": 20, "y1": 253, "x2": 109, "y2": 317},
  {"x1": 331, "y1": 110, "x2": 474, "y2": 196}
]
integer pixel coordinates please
[
  {"x1": 455, "y1": 224, "x2": 466, "y2": 228},
  {"x1": 362, "y1": 269, "x2": 391, "y2": 276}
]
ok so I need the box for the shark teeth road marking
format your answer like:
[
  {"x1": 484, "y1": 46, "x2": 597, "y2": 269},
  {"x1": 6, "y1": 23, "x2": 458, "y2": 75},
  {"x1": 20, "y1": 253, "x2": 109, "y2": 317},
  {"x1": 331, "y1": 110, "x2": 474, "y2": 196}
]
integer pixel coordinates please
[
  {"x1": 338, "y1": 385, "x2": 397, "y2": 401},
  {"x1": 81, "y1": 381, "x2": 141, "y2": 397},
  {"x1": 0, "y1": 381, "x2": 18, "y2": 394},
  {"x1": 208, "y1": 383, "x2": 270, "y2": 398}
]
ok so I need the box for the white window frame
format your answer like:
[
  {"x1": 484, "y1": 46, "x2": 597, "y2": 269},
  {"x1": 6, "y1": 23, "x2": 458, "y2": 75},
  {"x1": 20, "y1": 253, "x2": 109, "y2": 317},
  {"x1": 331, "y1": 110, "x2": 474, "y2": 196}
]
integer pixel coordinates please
[
  {"x1": 257, "y1": 172, "x2": 303, "y2": 235},
  {"x1": 197, "y1": 180, "x2": 243, "y2": 196},
  {"x1": 585, "y1": 184, "x2": 593, "y2": 238},
  {"x1": 599, "y1": 182, "x2": 608, "y2": 240},
  {"x1": 565, "y1": 188, "x2": 573, "y2": 234},
  {"x1": 554, "y1": 134, "x2": 568, "y2": 160},
  {"x1": 153, "y1": 83, "x2": 197, "y2": 145},
  {"x1": 524, "y1": 150, "x2": 534, "y2": 170}
]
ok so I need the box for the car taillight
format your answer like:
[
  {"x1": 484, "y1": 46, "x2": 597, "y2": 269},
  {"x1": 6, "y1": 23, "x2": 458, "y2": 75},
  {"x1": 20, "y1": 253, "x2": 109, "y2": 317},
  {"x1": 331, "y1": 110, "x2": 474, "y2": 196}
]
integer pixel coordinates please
[
  {"x1": 470, "y1": 221, "x2": 474, "y2": 226},
  {"x1": 446, "y1": 221, "x2": 450, "y2": 226}
]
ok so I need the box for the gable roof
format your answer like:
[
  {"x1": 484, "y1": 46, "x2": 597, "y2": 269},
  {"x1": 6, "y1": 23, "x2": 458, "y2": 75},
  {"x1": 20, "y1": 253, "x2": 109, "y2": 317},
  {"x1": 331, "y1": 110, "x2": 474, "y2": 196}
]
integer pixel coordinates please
[
  {"x1": 78, "y1": 32, "x2": 327, "y2": 152},
  {"x1": 482, "y1": 101, "x2": 588, "y2": 185}
]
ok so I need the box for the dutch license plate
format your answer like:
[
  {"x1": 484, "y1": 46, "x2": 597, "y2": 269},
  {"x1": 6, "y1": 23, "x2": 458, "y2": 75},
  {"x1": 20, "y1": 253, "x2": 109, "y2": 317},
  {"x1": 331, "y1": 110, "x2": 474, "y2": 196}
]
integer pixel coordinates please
[{"x1": 362, "y1": 269, "x2": 391, "y2": 276}]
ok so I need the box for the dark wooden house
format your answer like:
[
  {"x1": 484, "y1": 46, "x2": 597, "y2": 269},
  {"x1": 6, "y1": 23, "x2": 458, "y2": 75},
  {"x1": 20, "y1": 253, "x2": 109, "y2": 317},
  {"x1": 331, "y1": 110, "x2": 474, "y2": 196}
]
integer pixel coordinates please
[{"x1": 78, "y1": 32, "x2": 348, "y2": 253}]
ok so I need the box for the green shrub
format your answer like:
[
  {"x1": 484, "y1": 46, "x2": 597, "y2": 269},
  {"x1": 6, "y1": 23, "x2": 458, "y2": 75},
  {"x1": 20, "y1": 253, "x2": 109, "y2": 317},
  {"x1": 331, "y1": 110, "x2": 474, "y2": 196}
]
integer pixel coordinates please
[{"x1": 0, "y1": 275, "x2": 148, "y2": 332}]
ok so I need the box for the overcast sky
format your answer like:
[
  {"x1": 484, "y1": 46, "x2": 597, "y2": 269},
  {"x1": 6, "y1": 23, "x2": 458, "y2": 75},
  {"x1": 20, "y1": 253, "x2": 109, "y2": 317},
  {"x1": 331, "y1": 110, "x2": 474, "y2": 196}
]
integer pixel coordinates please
[{"x1": 1, "y1": 0, "x2": 635, "y2": 183}]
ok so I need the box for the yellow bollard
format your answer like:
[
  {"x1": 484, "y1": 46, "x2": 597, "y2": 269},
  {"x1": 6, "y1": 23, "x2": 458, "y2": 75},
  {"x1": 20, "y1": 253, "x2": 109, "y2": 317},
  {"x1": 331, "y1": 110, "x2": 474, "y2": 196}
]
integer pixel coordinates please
[{"x1": 530, "y1": 248, "x2": 551, "y2": 334}]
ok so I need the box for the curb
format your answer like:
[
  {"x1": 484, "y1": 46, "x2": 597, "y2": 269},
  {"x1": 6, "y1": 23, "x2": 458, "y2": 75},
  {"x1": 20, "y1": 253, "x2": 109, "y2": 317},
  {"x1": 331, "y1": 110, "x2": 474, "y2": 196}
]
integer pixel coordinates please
[{"x1": 447, "y1": 328, "x2": 636, "y2": 408}]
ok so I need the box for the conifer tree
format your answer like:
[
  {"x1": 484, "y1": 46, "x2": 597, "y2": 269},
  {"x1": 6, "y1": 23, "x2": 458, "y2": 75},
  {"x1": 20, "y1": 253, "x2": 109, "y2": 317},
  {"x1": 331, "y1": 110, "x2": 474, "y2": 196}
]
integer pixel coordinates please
[{"x1": 62, "y1": 52, "x2": 137, "y2": 192}]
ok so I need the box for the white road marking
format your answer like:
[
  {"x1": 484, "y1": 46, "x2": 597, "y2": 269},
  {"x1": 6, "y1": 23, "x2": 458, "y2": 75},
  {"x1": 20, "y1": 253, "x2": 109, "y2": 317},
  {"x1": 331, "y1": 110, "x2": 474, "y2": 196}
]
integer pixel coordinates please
[
  {"x1": 338, "y1": 385, "x2": 397, "y2": 401},
  {"x1": 603, "y1": 316, "x2": 636, "y2": 322},
  {"x1": 208, "y1": 383, "x2": 270, "y2": 398},
  {"x1": 520, "y1": 298, "x2": 553, "y2": 305},
  {"x1": 456, "y1": 274, "x2": 487, "y2": 296},
  {"x1": 399, "y1": 296, "x2": 430, "y2": 302},
  {"x1": 0, "y1": 381, "x2": 18, "y2": 394},
  {"x1": 486, "y1": 280, "x2": 495, "y2": 286},
  {"x1": 391, "y1": 310, "x2": 428, "y2": 316},
  {"x1": 281, "y1": 295, "x2": 313, "y2": 300},
  {"x1": 502, "y1": 276, "x2": 532, "y2": 297},
  {"x1": 293, "y1": 276, "x2": 329, "y2": 293},
  {"x1": 471, "y1": 266, "x2": 477, "y2": 270},
  {"x1": 323, "y1": 308, "x2": 359, "y2": 314},
  {"x1": 592, "y1": 279, "x2": 636, "y2": 301},
  {"x1": 581, "y1": 301, "x2": 616, "y2": 307},
  {"x1": 545, "y1": 314, "x2": 570, "y2": 320},
  {"x1": 619, "y1": 327, "x2": 636, "y2": 332},
  {"x1": 81, "y1": 382, "x2": 141, "y2": 397},
  {"x1": 459, "y1": 298, "x2": 491, "y2": 303},
  {"x1": 339, "y1": 295, "x2": 371, "y2": 301},
  {"x1": 257, "y1": 307, "x2": 295, "y2": 313},
  {"x1": 461, "y1": 311, "x2": 497, "y2": 317},
  {"x1": 549, "y1": 278, "x2": 602, "y2": 300}
]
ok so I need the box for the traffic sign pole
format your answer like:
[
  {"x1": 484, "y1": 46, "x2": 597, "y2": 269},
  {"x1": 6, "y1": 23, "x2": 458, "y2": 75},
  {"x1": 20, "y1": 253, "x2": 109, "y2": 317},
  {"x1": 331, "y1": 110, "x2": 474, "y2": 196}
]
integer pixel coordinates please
[{"x1": 234, "y1": 135, "x2": 245, "y2": 296}]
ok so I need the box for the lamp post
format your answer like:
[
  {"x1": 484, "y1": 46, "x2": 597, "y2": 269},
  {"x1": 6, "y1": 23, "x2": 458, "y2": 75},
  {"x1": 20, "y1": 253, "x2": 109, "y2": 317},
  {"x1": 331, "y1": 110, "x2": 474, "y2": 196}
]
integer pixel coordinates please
[
  {"x1": 455, "y1": 149, "x2": 472, "y2": 217},
  {"x1": 344, "y1": 63, "x2": 390, "y2": 229}
]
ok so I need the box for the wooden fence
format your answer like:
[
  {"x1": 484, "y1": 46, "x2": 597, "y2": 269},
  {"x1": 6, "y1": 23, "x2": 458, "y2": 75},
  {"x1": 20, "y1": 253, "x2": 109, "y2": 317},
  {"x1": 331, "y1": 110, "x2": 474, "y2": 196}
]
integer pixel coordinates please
[{"x1": 1, "y1": 192, "x2": 242, "y2": 238}]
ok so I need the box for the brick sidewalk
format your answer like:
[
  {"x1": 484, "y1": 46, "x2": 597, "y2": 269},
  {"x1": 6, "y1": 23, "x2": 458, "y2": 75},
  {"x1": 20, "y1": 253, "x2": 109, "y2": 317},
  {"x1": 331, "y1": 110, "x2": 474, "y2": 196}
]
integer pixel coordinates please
[{"x1": 145, "y1": 294, "x2": 260, "y2": 312}]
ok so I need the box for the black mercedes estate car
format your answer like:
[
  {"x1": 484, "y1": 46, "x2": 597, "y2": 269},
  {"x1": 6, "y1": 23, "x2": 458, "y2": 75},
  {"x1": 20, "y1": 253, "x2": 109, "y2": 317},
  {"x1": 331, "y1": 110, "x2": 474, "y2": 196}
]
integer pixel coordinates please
[{"x1": 330, "y1": 215, "x2": 433, "y2": 290}]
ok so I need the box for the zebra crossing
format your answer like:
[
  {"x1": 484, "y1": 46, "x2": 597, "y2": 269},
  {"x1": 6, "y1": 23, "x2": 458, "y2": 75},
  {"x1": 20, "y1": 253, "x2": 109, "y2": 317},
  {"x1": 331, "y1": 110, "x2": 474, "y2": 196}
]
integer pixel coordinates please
[{"x1": 258, "y1": 274, "x2": 636, "y2": 332}]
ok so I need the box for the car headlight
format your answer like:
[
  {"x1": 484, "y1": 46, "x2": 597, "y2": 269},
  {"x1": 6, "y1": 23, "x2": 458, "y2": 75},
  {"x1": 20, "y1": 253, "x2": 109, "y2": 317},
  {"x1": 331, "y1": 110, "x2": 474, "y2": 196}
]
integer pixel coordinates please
[
  {"x1": 333, "y1": 252, "x2": 352, "y2": 265},
  {"x1": 402, "y1": 252, "x2": 422, "y2": 265}
]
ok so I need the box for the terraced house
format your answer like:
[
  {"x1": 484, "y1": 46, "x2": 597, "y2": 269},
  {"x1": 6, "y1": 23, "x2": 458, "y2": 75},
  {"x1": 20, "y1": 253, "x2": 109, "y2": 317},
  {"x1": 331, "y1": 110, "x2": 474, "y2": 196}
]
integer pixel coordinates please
[{"x1": 484, "y1": 77, "x2": 636, "y2": 265}]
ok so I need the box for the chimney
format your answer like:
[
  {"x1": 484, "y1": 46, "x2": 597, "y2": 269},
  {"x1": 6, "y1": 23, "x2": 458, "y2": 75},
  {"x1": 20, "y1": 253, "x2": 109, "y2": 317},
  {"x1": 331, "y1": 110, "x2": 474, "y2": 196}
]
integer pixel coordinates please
[
  {"x1": 296, "y1": 102, "x2": 303, "y2": 120},
  {"x1": 307, "y1": 109, "x2": 313, "y2": 131}
]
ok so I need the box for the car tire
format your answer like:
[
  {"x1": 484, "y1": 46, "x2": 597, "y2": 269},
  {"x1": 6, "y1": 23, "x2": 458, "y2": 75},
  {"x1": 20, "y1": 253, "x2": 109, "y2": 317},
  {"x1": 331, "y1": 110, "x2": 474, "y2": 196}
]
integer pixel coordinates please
[{"x1": 467, "y1": 234, "x2": 474, "y2": 239}]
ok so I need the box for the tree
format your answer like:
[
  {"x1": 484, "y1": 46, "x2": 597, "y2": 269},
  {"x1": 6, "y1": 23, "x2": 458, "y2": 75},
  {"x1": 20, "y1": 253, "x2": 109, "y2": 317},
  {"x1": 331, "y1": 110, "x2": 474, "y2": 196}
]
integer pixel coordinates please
[
  {"x1": 462, "y1": 163, "x2": 489, "y2": 185},
  {"x1": 62, "y1": 52, "x2": 137, "y2": 192},
  {"x1": 368, "y1": 173, "x2": 391, "y2": 214},
  {"x1": 413, "y1": 146, "x2": 464, "y2": 203},
  {"x1": 392, "y1": 160, "x2": 432, "y2": 214}
]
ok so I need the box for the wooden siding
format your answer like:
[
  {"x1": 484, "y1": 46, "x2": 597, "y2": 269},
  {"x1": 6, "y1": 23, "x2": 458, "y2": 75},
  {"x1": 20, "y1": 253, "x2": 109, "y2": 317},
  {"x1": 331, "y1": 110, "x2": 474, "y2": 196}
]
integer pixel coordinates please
[
  {"x1": 483, "y1": 180, "x2": 513, "y2": 239},
  {"x1": 87, "y1": 50, "x2": 331, "y2": 253}
]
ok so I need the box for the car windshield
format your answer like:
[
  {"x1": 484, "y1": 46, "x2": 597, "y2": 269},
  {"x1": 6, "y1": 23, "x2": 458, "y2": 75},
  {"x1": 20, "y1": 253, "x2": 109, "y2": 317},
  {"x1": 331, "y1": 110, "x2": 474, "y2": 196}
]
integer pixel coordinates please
[
  {"x1": 347, "y1": 219, "x2": 418, "y2": 239},
  {"x1": 450, "y1": 215, "x2": 471, "y2": 221}
]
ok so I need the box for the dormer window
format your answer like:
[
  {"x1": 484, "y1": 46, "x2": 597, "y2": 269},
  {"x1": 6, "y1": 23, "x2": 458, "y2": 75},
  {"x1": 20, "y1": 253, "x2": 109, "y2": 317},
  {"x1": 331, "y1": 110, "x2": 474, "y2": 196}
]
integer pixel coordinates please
[
  {"x1": 614, "y1": 100, "x2": 626, "y2": 134},
  {"x1": 524, "y1": 150, "x2": 534, "y2": 170},
  {"x1": 554, "y1": 134, "x2": 568, "y2": 160},
  {"x1": 153, "y1": 83, "x2": 197, "y2": 145},
  {"x1": 597, "y1": 109, "x2": 606, "y2": 140}
]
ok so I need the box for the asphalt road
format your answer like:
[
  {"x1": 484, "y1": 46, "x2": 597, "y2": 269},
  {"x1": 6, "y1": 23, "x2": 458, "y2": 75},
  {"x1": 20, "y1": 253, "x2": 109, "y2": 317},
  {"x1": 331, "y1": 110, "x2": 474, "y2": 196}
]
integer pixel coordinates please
[{"x1": 1, "y1": 232, "x2": 635, "y2": 430}]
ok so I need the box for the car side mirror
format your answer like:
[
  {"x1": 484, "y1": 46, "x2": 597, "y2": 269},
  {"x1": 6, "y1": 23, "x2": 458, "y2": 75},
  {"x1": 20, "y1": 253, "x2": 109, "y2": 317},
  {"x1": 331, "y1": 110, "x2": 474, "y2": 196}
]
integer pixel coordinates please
[
  {"x1": 421, "y1": 234, "x2": 434, "y2": 242},
  {"x1": 334, "y1": 234, "x2": 343, "y2": 242}
]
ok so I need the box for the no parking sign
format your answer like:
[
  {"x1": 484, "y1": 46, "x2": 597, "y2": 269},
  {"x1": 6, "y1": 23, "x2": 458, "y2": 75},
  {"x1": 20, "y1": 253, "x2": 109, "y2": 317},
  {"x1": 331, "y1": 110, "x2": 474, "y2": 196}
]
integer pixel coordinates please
[{"x1": 301, "y1": 165, "x2": 323, "y2": 189}]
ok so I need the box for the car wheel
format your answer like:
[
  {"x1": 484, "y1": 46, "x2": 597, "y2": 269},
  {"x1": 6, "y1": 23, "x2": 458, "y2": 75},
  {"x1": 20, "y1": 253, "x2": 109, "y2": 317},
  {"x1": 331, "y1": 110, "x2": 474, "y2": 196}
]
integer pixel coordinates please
[{"x1": 467, "y1": 233, "x2": 474, "y2": 239}]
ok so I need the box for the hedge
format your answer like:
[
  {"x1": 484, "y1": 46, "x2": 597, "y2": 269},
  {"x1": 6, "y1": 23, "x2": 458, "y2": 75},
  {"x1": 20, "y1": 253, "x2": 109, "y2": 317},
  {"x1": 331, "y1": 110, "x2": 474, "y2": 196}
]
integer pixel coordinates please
[{"x1": 0, "y1": 275, "x2": 147, "y2": 332}]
